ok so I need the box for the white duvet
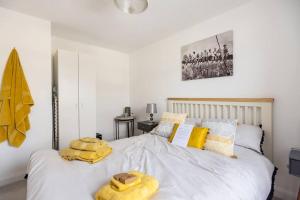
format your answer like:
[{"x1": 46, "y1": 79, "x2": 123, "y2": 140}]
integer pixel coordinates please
[{"x1": 27, "y1": 134, "x2": 274, "y2": 200}]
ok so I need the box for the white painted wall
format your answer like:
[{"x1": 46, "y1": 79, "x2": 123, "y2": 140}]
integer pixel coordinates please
[
  {"x1": 52, "y1": 37, "x2": 130, "y2": 141},
  {"x1": 1, "y1": 0, "x2": 299, "y2": 198},
  {"x1": 129, "y1": 0, "x2": 300, "y2": 199},
  {"x1": 0, "y1": 7, "x2": 52, "y2": 186}
]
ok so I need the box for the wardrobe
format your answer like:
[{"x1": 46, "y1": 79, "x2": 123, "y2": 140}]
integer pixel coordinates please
[{"x1": 53, "y1": 49, "x2": 96, "y2": 149}]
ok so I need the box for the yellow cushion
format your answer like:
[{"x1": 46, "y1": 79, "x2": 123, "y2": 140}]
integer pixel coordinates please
[
  {"x1": 95, "y1": 171, "x2": 159, "y2": 200},
  {"x1": 160, "y1": 112, "x2": 187, "y2": 124},
  {"x1": 202, "y1": 119, "x2": 237, "y2": 157},
  {"x1": 168, "y1": 123, "x2": 209, "y2": 149},
  {"x1": 204, "y1": 134, "x2": 234, "y2": 157}
]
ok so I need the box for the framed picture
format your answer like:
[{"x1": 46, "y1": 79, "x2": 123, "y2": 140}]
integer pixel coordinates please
[{"x1": 181, "y1": 30, "x2": 233, "y2": 81}]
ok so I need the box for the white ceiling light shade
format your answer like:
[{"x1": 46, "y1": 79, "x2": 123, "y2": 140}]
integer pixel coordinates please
[{"x1": 114, "y1": 0, "x2": 148, "y2": 14}]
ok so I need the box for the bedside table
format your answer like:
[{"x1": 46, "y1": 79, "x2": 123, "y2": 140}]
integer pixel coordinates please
[
  {"x1": 289, "y1": 148, "x2": 300, "y2": 200},
  {"x1": 137, "y1": 121, "x2": 158, "y2": 133},
  {"x1": 114, "y1": 116, "x2": 135, "y2": 140}
]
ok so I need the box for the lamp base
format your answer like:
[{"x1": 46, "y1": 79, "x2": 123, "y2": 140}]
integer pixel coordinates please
[{"x1": 150, "y1": 113, "x2": 153, "y2": 121}]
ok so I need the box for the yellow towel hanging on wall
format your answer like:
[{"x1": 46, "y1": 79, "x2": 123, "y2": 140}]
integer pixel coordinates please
[{"x1": 0, "y1": 48, "x2": 34, "y2": 147}]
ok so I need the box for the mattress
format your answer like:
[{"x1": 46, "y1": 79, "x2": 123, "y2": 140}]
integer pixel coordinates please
[{"x1": 27, "y1": 134, "x2": 274, "y2": 200}]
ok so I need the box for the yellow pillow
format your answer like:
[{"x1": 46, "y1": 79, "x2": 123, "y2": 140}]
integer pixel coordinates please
[
  {"x1": 168, "y1": 124, "x2": 209, "y2": 149},
  {"x1": 202, "y1": 119, "x2": 237, "y2": 157}
]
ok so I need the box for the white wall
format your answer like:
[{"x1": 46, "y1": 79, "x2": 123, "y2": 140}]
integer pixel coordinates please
[
  {"x1": 52, "y1": 37, "x2": 130, "y2": 141},
  {"x1": 0, "y1": 7, "x2": 52, "y2": 186},
  {"x1": 129, "y1": 0, "x2": 300, "y2": 199}
]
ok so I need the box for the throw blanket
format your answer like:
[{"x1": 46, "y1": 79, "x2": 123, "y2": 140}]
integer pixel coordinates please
[{"x1": 0, "y1": 48, "x2": 34, "y2": 147}]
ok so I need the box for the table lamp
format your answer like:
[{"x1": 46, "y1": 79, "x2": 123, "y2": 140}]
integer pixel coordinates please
[{"x1": 146, "y1": 103, "x2": 157, "y2": 122}]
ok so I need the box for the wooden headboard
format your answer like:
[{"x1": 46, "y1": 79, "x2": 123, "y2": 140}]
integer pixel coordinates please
[{"x1": 167, "y1": 98, "x2": 274, "y2": 160}]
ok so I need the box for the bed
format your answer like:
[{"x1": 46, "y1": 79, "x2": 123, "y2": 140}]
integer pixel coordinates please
[{"x1": 27, "y1": 98, "x2": 276, "y2": 200}]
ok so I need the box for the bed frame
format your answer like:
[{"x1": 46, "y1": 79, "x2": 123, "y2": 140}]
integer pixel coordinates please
[{"x1": 167, "y1": 98, "x2": 274, "y2": 161}]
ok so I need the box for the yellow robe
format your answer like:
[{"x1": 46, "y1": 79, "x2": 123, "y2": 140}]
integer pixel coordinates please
[{"x1": 0, "y1": 48, "x2": 34, "y2": 147}]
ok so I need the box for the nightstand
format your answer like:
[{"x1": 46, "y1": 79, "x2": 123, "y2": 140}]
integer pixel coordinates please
[
  {"x1": 137, "y1": 121, "x2": 158, "y2": 133},
  {"x1": 114, "y1": 116, "x2": 135, "y2": 140},
  {"x1": 289, "y1": 148, "x2": 300, "y2": 200}
]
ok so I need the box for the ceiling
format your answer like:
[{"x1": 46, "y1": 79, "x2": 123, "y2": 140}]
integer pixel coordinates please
[{"x1": 0, "y1": 0, "x2": 252, "y2": 52}]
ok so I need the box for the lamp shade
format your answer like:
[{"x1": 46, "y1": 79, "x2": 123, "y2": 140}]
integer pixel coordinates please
[
  {"x1": 146, "y1": 103, "x2": 157, "y2": 114},
  {"x1": 114, "y1": 0, "x2": 148, "y2": 14}
]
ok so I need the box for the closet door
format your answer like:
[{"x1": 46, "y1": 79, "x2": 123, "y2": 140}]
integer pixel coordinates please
[
  {"x1": 78, "y1": 53, "x2": 96, "y2": 138},
  {"x1": 56, "y1": 50, "x2": 79, "y2": 149}
]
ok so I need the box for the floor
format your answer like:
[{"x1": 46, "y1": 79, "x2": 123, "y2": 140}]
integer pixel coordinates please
[
  {"x1": 0, "y1": 180, "x2": 26, "y2": 200},
  {"x1": 0, "y1": 180, "x2": 283, "y2": 200}
]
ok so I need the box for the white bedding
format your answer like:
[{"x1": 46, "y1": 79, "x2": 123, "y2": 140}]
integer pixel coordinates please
[{"x1": 27, "y1": 134, "x2": 274, "y2": 200}]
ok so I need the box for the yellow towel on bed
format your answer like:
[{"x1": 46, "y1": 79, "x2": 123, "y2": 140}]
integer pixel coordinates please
[
  {"x1": 60, "y1": 137, "x2": 112, "y2": 164},
  {"x1": 0, "y1": 48, "x2": 34, "y2": 147},
  {"x1": 60, "y1": 145, "x2": 112, "y2": 164},
  {"x1": 70, "y1": 137, "x2": 108, "y2": 152},
  {"x1": 95, "y1": 171, "x2": 159, "y2": 200}
]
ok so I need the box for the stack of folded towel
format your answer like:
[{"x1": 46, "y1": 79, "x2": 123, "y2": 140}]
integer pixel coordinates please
[
  {"x1": 95, "y1": 171, "x2": 159, "y2": 200},
  {"x1": 59, "y1": 137, "x2": 112, "y2": 164}
]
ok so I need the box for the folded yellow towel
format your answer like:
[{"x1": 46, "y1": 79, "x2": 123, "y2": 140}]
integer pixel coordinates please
[
  {"x1": 60, "y1": 146, "x2": 112, "y2": 164},
  {"x1": 95, "y1": 171, "x2": 159, "y2": 200},
  {"x1": 59, "y1": 138, "x2": 112, "y2": 164},
  {"x1": 70, "y1": 137, "x2": 108, "y2": 152},
  {"x1": 79, "y1": 137, "x2": 102, "y2": 143}
]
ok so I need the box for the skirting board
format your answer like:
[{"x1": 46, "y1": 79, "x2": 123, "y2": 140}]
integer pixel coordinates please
[
  {"x1": 0, "y1": 172, "x2": 24, "y2": 188},
  {"x1": 275, "y1": 186, "x2": 297, "y2": 200}
]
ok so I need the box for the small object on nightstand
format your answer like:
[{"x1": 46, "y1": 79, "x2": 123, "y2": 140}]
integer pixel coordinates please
[
  {"x1": 137, "y1": 121, "x2": 158, "y2": 134},
  {"x1": 124, "y1": 107, "x2": 131, "y2": 117},
  {"x1": 289, "y1": 148, "x2": 300, "y2": 200}
]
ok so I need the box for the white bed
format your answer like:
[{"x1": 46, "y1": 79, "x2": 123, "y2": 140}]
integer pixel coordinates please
[
  {"x1": 27, "y1": 98, "x2": 275, "y2": 200},
  {"x1": 27, "y1": 134, "x2": 274, "y2": 200}
]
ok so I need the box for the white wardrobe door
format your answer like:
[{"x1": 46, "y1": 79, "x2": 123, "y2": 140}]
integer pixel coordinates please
[
  {"x1": 57, "y1": 50, "x2": 79, "y2": 149},
  {"x1": 78, "y1": 53, "x2": 96, "y2": 138}
]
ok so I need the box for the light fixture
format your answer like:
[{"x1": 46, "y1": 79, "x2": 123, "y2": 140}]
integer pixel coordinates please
[
  {"x1": 146, "y1": 103, "x2": 157, "y2": 122},
  {"x1": 114, "y1": 0, "x2": 148, "y2": 14}
]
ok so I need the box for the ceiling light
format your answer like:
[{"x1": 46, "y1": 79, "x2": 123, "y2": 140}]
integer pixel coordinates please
[{"x1": 114, "y1": 0, "x2": 148, "y2": 14}]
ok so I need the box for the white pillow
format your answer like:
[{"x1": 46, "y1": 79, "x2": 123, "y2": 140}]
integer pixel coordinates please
[
  {"x1": 171, "y1": 124, "x2": 194, "y2": 147},
  {"x1": 235, "y1": 124, "x2": 263, "y2": 153},
  {"x1": 151, "y1": 121, "x2": 175, "y2": 138},
  {"x1": 184, "y1": 118, "x2": 202, "y2": 126},
  {"x1": 202, "y1": 119, "x2": 237, "y2": 137}
]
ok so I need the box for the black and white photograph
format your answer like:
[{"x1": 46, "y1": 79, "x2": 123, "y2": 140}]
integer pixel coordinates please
[{"x1": 182, "y1": 30, "x2": 233, "y2": 80}]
